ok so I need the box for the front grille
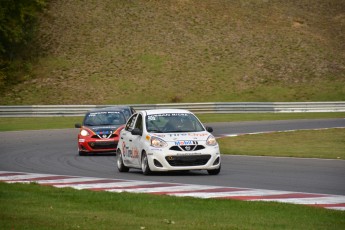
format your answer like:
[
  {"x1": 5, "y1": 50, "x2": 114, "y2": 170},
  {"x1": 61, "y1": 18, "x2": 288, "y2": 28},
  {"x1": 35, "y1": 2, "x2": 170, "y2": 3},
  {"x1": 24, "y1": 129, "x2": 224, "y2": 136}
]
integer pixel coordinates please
[
  {"x1": 169, "y1": 145, "x2": 205, "y2": 151},
  {"x1": 88, "y1": 141, "x2": 118, "y2": 150},
  {"x1": 165, "y1": 155, "x2": 211, "y2": 167},
  {"x1": 91, "y1": 134, "x2": 117, "y2": 139}
]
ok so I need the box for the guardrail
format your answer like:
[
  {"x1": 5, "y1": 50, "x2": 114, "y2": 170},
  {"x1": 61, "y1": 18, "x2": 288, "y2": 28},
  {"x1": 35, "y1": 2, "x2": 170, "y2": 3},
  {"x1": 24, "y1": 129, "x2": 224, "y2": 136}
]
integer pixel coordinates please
[{"x1": 0, "y1": 102, "x2": 344, "y2": 117}]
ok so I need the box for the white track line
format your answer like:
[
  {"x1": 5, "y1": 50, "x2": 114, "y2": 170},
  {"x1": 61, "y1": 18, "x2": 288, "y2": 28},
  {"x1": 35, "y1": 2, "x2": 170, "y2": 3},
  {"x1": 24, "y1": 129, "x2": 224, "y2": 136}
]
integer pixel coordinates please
[{"x1": 217, "y1": 127, "x2": 345, "y2": 138}]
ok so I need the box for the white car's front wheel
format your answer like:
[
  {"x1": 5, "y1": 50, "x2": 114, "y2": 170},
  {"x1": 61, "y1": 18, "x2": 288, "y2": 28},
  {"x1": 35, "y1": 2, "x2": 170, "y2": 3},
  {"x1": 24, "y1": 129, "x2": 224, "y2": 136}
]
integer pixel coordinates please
[{"x1": 141, "y1": 152, "x2": 152, "y2": 175}]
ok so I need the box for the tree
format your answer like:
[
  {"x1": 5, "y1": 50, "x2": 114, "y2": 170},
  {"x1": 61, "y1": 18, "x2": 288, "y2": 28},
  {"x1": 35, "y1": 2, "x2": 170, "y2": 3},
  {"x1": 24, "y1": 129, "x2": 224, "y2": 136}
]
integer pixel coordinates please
[
  {"x1": 0, "y1": 0, "x2": 46, "y2": 88},
  {"x1": 0, "y1": 0, "x2": 46, "y2": 59}
]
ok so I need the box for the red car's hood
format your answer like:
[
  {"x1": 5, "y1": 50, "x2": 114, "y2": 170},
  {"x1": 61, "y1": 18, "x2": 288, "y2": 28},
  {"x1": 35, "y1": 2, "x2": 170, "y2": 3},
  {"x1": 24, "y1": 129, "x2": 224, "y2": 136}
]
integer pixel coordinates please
[{"x1": 84, "y1": 125, "x2": 122, "y2": 135}]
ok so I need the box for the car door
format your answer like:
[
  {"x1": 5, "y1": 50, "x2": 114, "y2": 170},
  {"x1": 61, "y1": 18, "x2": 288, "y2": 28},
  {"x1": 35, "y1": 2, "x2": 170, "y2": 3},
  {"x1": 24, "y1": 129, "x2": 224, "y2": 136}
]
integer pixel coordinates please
[
  {"x1": 120, "y1": 113, "x2": 137, "y2": 167},
  {"x1": 129, "y1": 113, "x2": 144, "y2": 167}
]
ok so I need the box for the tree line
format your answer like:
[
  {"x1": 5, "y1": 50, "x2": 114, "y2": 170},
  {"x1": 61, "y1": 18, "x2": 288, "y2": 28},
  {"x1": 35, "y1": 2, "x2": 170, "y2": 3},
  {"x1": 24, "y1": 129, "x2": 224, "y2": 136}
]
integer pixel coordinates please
[{"x1": 0, "y1": 0, "x2": 46, "y2": 88}]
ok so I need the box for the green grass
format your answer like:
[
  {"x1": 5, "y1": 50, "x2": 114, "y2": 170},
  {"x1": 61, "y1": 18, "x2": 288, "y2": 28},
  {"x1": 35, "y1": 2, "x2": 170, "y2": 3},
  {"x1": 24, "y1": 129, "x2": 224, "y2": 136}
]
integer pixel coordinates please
[
  {"x1": 197, "y1": 112, "x2": 345, "y2": 123},
  {"x1": 0, "y1": 117, "x2": 83, "y2": 131},
  {"x1": 1, "y1": 182, "x2": 344, "y2": 230},
  {"x1": 0, "y1": 0, "x2": 344, "y2": 104},
  {"x1": 218, "y1": 128, "x2": 345, "y2": 159}
]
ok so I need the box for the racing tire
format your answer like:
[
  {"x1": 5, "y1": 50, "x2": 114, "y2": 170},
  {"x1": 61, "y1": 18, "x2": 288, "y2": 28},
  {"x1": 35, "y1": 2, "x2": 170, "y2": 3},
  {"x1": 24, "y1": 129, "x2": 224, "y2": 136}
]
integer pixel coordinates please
[
  {"x1": 141, "y1": 152, "x2": 152, "y2": 175},
  {"x1": 117, "y1": 150, "x2": 129, "y2": 172},
  {"x1": 207, "y1": 164, "x2": 221, "y2": 175},
  {"x1": 79, "y1": 151, "x2": 87, "y2": 156}
]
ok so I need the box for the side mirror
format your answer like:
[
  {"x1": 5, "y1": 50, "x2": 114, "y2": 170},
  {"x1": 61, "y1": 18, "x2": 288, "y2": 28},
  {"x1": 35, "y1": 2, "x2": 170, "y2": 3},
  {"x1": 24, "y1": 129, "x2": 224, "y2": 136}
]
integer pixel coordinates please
[
  {"x1": 75, "y1": 123, "x2": 81, "y2": 128},
  {"x1": 131, "y1": 128, "x2": 142, "y2": 136},
  {"x1": 206, "y1": 126, "x2": 213, "y2": 133}
]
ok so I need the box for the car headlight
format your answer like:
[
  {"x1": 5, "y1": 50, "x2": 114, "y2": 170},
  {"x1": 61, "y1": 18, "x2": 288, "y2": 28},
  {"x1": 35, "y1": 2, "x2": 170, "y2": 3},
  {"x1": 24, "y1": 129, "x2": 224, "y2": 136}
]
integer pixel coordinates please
[
  {"x1": 150, "y1": 136, "x2": 168, "y2": 148},
  {"x1": 80, "y1": 129, "x2": 89, "y2": 137},
  {"x1": 206, "y1": 135, "x2": 217, "y2": 146}
]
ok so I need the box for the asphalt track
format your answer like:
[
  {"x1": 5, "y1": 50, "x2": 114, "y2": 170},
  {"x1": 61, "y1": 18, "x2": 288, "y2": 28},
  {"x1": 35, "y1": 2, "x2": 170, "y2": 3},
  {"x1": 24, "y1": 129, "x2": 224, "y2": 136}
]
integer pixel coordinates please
[{"x1": 0, "y1": 118, "x2": 344, "y2": 196}]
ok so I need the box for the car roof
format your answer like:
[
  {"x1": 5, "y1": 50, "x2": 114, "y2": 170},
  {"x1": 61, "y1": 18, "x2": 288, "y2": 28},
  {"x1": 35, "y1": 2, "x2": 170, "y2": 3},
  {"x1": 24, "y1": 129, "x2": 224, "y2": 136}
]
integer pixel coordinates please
[
  {"x1": 87, "y1": 107, "x2": 127, "y2": 113},
  {"x1": 143, "y1": 109, "x2": 192, "y2": 115}
]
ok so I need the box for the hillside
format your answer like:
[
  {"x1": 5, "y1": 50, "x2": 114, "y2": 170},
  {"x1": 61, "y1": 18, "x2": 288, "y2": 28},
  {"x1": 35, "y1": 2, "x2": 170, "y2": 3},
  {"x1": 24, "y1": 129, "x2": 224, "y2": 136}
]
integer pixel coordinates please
[{"x1": 1, "y1": 0, "x2": 344, "y2": 105}]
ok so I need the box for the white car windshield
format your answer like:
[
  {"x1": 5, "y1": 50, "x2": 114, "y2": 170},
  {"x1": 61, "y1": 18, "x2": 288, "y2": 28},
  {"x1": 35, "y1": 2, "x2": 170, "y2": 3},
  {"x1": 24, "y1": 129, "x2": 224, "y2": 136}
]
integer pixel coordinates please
[
  {"x1": 146, "y1": 113, "x2": 205, "y2": 133},
  {"x1": 84, "y1": 111, "x2": 126, "y2": 126}
]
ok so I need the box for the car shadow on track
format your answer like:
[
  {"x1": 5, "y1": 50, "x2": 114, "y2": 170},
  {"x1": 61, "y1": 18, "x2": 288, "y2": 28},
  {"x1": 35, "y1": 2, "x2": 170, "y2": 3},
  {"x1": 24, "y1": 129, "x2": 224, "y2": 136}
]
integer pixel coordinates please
[
  {"x1": 78, "y1": 153, "x2": 116, "y2": 157},
  {"x1": 127, "y1": 169, "x2": 210, "y2": 177}
]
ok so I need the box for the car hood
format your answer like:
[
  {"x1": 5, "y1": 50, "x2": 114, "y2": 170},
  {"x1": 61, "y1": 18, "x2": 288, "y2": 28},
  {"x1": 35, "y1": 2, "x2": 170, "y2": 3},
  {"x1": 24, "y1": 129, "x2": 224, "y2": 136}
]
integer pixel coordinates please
[
  {"x1": 150, "y1": 131, "x2": 211, "y2": 142},
  {"x1": 85, "y1": 125, "x2": 122, "y2": 134}
]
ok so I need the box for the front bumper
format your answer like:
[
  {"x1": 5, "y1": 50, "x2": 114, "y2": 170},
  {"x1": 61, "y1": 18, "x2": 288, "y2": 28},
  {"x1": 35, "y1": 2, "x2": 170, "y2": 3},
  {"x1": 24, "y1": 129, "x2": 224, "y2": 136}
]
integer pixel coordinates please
[
  {"x1": 78, "y1": 138, "x2": 118, "y2": 153},
  {"x1": 146, "y1": 147, "x2": 221, "y2": 171}
]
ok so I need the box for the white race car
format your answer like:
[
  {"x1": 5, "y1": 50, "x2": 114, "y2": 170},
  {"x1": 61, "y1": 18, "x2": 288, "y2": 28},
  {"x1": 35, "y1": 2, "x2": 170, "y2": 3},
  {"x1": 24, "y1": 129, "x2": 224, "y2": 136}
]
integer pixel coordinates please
[{"x1": 116, "y1": 109, "x2": 221, "y2": 175}]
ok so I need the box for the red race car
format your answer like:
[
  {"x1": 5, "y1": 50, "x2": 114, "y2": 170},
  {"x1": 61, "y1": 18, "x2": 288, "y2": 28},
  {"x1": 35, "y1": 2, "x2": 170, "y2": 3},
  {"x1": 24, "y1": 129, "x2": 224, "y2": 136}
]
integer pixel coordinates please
[{"x1": 75, "y1": 107, "x2": 133, "y2": 156}]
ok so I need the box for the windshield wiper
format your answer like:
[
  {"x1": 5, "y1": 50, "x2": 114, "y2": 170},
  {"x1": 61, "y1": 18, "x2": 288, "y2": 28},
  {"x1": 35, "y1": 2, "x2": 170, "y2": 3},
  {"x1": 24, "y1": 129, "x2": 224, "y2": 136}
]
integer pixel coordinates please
[
  {"x1": 148, "y1": 129, "x2": 162, "y2": 133},
  {"x1": 165, "y1": 130, "x2": 186, "y2": 133}
]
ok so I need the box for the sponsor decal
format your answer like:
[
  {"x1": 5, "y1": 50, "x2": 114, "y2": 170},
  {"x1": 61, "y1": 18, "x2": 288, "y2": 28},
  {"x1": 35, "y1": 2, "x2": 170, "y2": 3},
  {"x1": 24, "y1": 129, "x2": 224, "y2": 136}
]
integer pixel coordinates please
[
  {"x1": 169, "y1": 133, "x2": 188, "y2": 137},
  {"x1": 174, "y1": 140, "x2": 198, "y2": 146},
  {"x1": 89, "y1": 111, "x2": 121, "y2": 116},
  {"x1": 132, "y1": 147, "x2": 139, "y2": 158},
  {"x1": 122, "y1": 142, "x2": 127, "y2": 156},
  {"x1": 147, "y1": 113, "x2": 189, "y2": 121},
  {"x1": 176, "y1": 152, "x2": 202, "y2": 156},
  {"x1": 78, "y1": 139, "x2": 85, "y2": 142},
  {"x1": 96, "y1": 130, "x2": 112, "y2": 135},
  {"x1": 126, "y1": 149, "x2": 132, "y2": 158},
  {"x1": 122, "y1": 142, "x2": 139, "y2": 158},
  {"x1": 188, "y1": 133, "x2": 208, "y2": 137},
  {"x1": 91, "y1": 126, "x2": 118, "y2": 129},
  {"x1": 150, "y1": 148, "x2": 163, "y2": 151}
]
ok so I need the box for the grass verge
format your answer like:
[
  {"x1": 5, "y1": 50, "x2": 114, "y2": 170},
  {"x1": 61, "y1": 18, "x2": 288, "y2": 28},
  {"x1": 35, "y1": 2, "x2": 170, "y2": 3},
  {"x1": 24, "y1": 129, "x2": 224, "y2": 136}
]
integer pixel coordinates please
[
  {"x1": 196, "y1": 112, "x2": 345, "y2": 123},
  {"x1": 1, "y1": 182, "x2": 344, "y2": 230},
  {"x1": 0, "y1": 116, "x2": 82, "y2": 131},
  {"x1": 218, "y1": 128, "x2": 345, "y2": 159},
  {"x1": 1, "y1": 1, "x2": 344, "y2": 104}
]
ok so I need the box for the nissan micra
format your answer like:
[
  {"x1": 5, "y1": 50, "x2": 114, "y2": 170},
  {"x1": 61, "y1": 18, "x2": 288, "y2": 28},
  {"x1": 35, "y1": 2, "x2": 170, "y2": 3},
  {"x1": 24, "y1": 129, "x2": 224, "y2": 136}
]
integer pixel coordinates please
[
  {"x1": 117, "y1": 109, "x2": 221, "y2": 175},
  {"x1": 75, "y1": 107, "x2": 133, "y2": 156}
]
